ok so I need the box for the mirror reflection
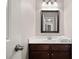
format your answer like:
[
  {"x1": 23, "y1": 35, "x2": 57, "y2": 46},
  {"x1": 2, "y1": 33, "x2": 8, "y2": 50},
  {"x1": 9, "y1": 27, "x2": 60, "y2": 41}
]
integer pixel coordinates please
[{"x1": 41, "y1": 11, "x2": 59, "y2": 33}]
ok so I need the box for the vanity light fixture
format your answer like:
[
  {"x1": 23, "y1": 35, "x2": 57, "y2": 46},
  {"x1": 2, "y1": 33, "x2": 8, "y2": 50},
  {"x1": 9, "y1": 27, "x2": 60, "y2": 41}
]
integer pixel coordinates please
[{"x1": 41, "y1": 0, "x2": 58, "y2": 10}]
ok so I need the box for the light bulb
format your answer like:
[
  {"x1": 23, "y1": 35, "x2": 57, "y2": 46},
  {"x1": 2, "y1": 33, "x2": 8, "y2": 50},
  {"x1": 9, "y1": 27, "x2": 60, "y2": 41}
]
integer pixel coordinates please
[
  {"x1": 42, "y1": 0, "x2": 47, "y2": 7},
  {"x1": 48, "y1": 1, "x2": 51, "y2": 6},
  {"x1": 53, "y1": 0, "x2": 58, "y2": 7}
]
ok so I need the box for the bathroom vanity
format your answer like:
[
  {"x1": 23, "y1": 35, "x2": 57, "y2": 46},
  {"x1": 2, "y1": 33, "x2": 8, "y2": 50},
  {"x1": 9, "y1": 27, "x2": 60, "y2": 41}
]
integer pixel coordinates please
[
  {"x1": 29, "y1": 44, "x2": 72, "y2": 59},
  {"x1": 28, "y1": 0, "x2": 72, "y2": 59},
  {"x1": 29, "y1": 36, "x2": 72, "y2": 59}
]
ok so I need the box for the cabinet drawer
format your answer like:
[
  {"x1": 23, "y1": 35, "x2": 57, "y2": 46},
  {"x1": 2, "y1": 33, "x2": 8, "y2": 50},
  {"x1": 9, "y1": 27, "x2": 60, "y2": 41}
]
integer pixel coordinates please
[
  {"x1": 51, "y1": 44, "x2": 71, "y2": 51},
  {"x1": 29, "y1": 44, "x2": 49, "y2": 50}
]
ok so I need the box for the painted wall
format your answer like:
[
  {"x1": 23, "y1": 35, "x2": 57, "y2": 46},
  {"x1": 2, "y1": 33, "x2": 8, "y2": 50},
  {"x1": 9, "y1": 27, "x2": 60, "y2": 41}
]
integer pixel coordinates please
[
  {"x1": 64, "y1": 0, "x2": 72, "y2": 38},
  {"x1": 21, "y1": 0, "x2": 36, "y2": 59},
  {"x1": 35, "y1": 0, "x2": 64, "y2": 36}
]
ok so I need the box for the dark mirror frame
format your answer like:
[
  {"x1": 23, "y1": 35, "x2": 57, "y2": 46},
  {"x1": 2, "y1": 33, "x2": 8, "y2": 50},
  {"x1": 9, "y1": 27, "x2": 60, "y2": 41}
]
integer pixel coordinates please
[{"x1": 41, "y1": 10, "x2": 59, "y2": 33}]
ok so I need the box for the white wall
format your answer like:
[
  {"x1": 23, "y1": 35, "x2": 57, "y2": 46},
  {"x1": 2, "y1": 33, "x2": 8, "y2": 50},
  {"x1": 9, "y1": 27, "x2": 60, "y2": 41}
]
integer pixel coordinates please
[
  {"x1": 64, "y1": 0, "x2": 72, "y2": 38},
  {"x1": 21, "y1": 0, "x2": 35, "y2": 59},
  {"x1": 35, "y1": 0, "x2": 72, "y2": 37},
  {"x1": 35, "y1": 0, "x2": 64, "y2": 36}
]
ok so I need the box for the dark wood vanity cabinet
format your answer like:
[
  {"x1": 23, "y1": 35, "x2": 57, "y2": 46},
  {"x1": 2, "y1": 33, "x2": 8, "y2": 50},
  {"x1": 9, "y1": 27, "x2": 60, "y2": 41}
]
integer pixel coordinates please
[{"x1": 29, "y1": 44, "x2": 72, "y2": 59}]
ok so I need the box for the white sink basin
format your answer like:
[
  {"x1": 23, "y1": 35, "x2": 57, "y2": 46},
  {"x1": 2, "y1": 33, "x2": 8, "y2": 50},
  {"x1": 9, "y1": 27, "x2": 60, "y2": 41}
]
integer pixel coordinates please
[{"x1": 29, "y1": 36, "x2": 72, "y2": 44}]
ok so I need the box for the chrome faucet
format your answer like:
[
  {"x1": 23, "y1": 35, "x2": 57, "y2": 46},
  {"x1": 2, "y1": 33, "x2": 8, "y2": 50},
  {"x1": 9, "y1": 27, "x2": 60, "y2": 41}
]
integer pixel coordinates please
[{"x1": 47, "y1": 36, "x2": 52, "y2": 40}]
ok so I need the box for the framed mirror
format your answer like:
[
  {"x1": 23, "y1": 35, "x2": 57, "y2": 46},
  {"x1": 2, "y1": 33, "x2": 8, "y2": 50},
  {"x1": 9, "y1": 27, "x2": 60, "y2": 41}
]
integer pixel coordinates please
[{"x1": 41, "y1": 10, "x2": 59, "y2": 33}]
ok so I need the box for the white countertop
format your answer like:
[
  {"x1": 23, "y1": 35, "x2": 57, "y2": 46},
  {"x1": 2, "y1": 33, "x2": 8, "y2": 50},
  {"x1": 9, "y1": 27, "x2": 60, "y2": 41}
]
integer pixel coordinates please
[{"x1": 29, "y1": 36, "x2": 72, "y2": 44}]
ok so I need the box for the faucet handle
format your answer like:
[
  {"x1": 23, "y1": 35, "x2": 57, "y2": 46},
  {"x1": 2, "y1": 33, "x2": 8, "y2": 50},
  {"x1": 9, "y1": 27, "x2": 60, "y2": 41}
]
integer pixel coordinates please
[{"x1": 47, "y1": 36, "x2": 52, "y2": 40}]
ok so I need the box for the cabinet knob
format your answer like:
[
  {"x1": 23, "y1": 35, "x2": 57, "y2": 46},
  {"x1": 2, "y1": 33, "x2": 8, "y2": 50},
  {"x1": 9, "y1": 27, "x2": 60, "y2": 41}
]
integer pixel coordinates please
[
  {"x1": 51, "y1": 53, "x2": 53, "y2": 56},
  {"x1": 48, "y1": 54, "x2": 49, "y2": 55},
  {"x1": 65, "y1": 45, "x2": 70, "y2": 48}
]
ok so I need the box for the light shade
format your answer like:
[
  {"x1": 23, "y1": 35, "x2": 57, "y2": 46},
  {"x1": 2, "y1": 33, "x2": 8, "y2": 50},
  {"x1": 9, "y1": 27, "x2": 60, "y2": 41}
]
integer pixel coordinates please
[
  {"x1": 48, "y1": 1, "x2": 52, "y2": 6},
  {"x1": 53, "y1": 1, "x2": 58, "y2": 8},
  {"x1": 42, "y1": 1, "x2": 47, "y2": 7}
]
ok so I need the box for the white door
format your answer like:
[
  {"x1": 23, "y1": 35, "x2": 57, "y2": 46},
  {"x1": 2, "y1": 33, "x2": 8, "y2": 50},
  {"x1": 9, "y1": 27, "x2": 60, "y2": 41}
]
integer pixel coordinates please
[
  {"x1": 6, "y1": 0, "x2": 36, "y2": 59},
  {"x1": 6, "y1": 0, "x2": 23, "y2": 59}
]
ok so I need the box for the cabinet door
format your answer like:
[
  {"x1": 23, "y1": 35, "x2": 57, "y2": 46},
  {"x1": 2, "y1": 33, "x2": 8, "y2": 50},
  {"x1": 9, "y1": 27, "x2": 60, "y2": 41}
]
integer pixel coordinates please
[
  {"x1": 29, "y1": 51, "x2": 49, "y2": 59},
  {"x1": 51, "y1": 51, "x2": 71, "y2": 59},
  {"x1": 51, "y1": 44, "x2": 72, "y2": 59}
]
